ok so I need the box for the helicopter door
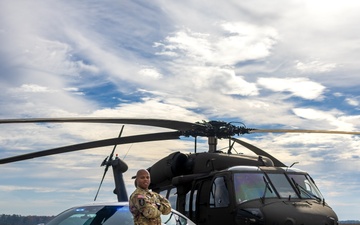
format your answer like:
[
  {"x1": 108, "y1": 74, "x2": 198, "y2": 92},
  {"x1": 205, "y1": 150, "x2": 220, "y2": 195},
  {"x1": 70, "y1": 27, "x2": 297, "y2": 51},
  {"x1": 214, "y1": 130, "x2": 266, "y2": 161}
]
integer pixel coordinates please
[
  {"x1": 195, "y1": 175, "x2": 234, "y2": 225},
  {"x1": 192, "y1": 177, "x2": 212, "y2": 225}
]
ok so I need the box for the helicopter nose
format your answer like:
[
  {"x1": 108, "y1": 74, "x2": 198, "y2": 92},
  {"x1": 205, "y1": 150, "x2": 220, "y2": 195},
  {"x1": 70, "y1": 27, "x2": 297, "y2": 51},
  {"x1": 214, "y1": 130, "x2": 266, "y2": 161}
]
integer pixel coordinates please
[
  {"x1": 260, "y1": 200, "x2": 338, "y2": 225},
  {"x1": 284, "y1": 218, "x2": 295, "y2": 225}
]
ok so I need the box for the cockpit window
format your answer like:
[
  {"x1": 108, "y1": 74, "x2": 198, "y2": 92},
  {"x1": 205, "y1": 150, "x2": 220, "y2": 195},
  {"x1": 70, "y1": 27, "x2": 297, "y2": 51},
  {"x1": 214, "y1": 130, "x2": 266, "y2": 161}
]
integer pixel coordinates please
[
  {"x1": 233, "y1": 171, "x2": 325, "y2": 204},
  {"x1": 233, "y1": 173, "x2": 277, "y2": 203},
  {"x1": 267, "y1": 173, "x2": 298, "y2": 198},
  {"x1": 287, "y1": 174, "x2": 324, "y2": 200},
  {"x1": 209, "y1": 176, "x2": 230, "y2": 208}
]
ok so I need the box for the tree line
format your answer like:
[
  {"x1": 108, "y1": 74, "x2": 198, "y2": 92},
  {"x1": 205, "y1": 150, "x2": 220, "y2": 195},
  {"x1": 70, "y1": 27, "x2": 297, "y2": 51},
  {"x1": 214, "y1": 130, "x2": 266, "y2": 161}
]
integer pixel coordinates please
[{"x1": 0, "y1": 214, "x2": 55, "y2": 225}]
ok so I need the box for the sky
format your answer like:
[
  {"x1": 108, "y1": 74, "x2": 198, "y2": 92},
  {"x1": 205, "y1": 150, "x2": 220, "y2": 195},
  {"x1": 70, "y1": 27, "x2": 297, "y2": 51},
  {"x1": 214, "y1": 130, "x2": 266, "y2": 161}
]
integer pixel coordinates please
[{"x1": 0, "y1": 0, "x2": 360, "y2": 221}]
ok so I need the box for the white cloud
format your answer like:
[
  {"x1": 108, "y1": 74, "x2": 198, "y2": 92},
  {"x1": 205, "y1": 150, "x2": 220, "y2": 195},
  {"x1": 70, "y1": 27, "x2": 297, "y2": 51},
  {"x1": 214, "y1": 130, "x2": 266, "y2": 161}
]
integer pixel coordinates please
[
  {"x1": 257, "y1": 77, "x2": 325, "y2": 100},
  {"x1": 295, "y1": 60, "x2": 337, "y2": 73},
  {"x1": 154, "y1": 22, "x2": 278, "y2": 66},
  {"x1": 185, "y1": 66, "x2": 259, "y2": 96},
  {"x1": 155, "y1": 29, "x2": 212, "y2": 59},
  {"x1": 138, "y1": 67, "x2": 163, "y2": 79},
  {"x1": 292, "y1": 108, "x2": 356, "y2": 131},
  {"x1": 293, "y1": 108, "x2": 335, "y2": 121},
  {"x1": 94, "y1": 99, "x2": 202, "y2": 122},
  {"x1": 217, "y1": 21, "x2": 278, "y2": 62},
  {"x1": 18, "y1": 84, "x2": 56, "y2": 93},
  {"x1": 345, "y1": 98, "x2": 359, "y2": 107}
]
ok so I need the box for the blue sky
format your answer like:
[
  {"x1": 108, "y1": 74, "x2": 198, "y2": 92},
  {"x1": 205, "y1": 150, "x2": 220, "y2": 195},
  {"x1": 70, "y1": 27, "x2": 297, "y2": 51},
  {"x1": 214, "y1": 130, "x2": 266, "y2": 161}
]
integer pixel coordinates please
[{"x1": 1, "y1": 0, "x2": 360, "y2": 221}]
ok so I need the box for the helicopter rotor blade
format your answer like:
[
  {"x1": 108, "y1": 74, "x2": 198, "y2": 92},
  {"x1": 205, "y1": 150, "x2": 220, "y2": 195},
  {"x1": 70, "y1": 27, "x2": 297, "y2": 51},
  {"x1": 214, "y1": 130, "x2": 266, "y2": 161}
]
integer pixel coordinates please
[
  {"x1": 249, "y1": 129, "x2": 360, "y2": 135},
  {"x1": 230, "y1": 138, "x2": 286, "y2": 167},
  {"x1": 94, "y1": 126, "x2": 125, "y2": 201},
  {"x1": 94, "y1": 162, "x2": 109, "y2": 202},
  {"x1": 0, "y1": 131, "x2": 181, "y2": 165},
  {"x1": 109, "y1": 126, "x2": 125, "y2": 160},
  {"x1": 0, "y1": 118, "x2": 200, "y2": 132},
  {"x1": 3, "y1": 118, "x2": 360, "y2": 137}
]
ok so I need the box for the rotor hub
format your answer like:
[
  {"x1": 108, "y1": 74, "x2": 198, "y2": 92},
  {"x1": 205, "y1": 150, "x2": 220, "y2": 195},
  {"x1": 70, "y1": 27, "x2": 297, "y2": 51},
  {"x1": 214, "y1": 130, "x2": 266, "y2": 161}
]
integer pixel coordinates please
[{"x1": 182, "y1": 120, "x2": 253, "y2": 138}]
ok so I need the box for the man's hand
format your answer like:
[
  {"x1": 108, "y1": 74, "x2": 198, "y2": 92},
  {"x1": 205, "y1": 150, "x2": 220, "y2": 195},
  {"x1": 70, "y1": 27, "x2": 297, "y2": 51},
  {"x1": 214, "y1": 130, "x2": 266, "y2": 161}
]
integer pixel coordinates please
[{"x1": 156, "y1": 202, "x2": 161, "y2": 210}]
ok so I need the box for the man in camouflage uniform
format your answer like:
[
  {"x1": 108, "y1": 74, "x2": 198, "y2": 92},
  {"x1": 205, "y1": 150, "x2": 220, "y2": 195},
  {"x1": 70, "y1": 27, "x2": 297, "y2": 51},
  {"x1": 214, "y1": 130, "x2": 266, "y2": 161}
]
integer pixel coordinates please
[{"x1": 129, "y1": 169, "x2": 171, "y2": 225}]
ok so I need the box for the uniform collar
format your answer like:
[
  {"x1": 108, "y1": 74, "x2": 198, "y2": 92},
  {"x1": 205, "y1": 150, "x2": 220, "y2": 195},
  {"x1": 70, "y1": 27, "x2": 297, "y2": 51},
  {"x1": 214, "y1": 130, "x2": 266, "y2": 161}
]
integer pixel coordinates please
[{"x1": 137, "y1": 187, "x2": 151, "y2": 193}]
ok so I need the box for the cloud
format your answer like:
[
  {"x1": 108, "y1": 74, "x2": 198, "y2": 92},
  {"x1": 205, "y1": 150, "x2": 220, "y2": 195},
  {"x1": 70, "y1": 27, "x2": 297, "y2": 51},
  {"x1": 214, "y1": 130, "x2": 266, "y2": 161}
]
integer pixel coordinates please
[
  {"x1": 138, "y1": 67, "x2": 163, "y2": 79},
  {"x1": 295, "y1": 60, "x2": 337, "y2": 73},
  {"x1": 175, "y1": 66, "x2": 259, "y2": 96},
  {"x1": 154, "y1": 21, "x2": 278, "y2": 66},
  {"x1": 292, "y1": 108, "x2": 357, "y2": 131},
  {"x1": 17, "y1": 84, "x2": 56, "y2": 93},
  {"x1": 345, "y1": 98, "x2": 359, "y2": 107},
  {"x1": 257, "y1": 77, "x2": 326, "y2": 100}
]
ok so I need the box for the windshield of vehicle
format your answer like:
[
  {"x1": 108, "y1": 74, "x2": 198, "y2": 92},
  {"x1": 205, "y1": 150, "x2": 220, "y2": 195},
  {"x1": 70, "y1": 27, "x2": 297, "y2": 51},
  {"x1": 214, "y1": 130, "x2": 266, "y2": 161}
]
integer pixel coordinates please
[
  {"x1": 233, "y1": 171, "x2": 324, "y2": 203},
  {"x1": 46, "y1": 205, "x2": 189, "y2": 225},
  {"x1": 46, "y1": 205, "x2": 133, "y2": 225}
]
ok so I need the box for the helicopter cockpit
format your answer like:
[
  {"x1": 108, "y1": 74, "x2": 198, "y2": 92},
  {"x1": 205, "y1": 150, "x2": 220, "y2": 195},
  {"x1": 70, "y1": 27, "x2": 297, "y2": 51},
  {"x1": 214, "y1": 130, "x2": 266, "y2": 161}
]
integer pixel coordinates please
[
  {"x1": 178, "y1": 165, "x2": 336, "y2": 225},
  {"x1": 230, "y1": 166, "x2": 324, "y2": 204}
]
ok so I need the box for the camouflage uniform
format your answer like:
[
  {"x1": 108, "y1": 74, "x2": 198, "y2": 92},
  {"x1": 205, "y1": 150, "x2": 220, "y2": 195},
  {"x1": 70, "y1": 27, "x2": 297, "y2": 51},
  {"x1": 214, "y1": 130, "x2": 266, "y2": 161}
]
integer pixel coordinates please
[{"x1": 129, "y1": 187, "x2": 171, "y2": 225}]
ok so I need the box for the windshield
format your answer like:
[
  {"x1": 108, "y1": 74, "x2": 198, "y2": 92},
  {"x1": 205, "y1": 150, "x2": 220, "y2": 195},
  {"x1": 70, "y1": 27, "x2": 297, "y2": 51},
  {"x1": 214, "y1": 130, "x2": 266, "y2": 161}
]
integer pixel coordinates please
[
  {"x1": 234, "y1": 173, "x2": 277, "y2": 203},
  {"x1": 46, "y1": 205, "x2": 190, "y2": 225},
  {"x1": 46, "y1": 205, "x2": 133, "y2": 225},
  {"x1": 233, "y1": 171, "x2": 324, "y2": 203},
  {"x1": 287, "y1": 173, "x2": 324, "y2": 200},
  {"x1": 267, "y1": 173, "x2": 297, "y2": 198}
]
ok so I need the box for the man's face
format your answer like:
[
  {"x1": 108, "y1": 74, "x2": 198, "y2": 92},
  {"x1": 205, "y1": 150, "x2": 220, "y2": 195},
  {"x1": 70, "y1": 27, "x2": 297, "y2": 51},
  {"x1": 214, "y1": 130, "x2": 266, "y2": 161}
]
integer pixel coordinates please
[{"x1": 136, "y1": 170, "x2": 150, "y2": 190}]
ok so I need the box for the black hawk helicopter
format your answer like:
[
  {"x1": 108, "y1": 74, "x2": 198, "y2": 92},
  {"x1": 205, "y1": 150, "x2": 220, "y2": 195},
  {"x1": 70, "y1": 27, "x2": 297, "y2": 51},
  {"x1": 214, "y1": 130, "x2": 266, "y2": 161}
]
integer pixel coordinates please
[{"x1": 1, "y1": 118, "x2": 358, "y2": 225}]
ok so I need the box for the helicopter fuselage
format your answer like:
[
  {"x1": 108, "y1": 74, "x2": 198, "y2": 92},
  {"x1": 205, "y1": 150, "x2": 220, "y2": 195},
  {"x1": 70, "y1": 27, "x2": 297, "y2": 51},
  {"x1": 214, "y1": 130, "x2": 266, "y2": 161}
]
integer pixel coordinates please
[{"x1": 150, "y1": 152, "x2": 338, "y2": 225}]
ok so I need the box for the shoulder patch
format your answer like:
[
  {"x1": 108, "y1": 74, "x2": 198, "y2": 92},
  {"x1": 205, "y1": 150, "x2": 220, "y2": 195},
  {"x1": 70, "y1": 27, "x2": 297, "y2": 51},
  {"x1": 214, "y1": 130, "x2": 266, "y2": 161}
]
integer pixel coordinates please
[
  {"x1": 138, "y1": 198, "x2": 145, "y2": 206},
  {"x1": 137, "y1": 194, "x2": 145, "y2": 199}
]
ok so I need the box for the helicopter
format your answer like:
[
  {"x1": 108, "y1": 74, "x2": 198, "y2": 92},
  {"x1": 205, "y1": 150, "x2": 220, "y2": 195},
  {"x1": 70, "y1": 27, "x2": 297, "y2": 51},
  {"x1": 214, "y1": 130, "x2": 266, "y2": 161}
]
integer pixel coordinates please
[{"x1": 1, "y1": 118, "x2": 359, "y2": 225}]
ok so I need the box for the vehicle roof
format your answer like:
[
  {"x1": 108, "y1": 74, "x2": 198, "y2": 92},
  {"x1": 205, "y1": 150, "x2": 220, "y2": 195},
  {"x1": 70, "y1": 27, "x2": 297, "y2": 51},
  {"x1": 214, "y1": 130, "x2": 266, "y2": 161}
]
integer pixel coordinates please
[
  {"x1": 64, "y1": 201, "x2": 189, "y2": 217},
  {"x1": 69, "y1": 201, "x2": 129, "y2": 208},
  {"x1": 59, "y1": 201, "x2": 195, "y2": 225}
]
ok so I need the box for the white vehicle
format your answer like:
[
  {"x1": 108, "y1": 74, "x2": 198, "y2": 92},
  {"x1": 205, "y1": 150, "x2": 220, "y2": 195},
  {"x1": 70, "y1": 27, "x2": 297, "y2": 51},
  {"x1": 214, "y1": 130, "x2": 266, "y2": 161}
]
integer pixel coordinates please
[{"x1": 46, "y1": 202, "x2": 196, "y2": 225}]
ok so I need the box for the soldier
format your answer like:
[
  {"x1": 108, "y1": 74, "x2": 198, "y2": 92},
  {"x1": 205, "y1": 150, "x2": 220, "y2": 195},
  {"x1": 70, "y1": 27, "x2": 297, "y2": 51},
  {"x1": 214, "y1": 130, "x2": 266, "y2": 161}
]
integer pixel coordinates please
[{"x1": 129, "y1": 169, "x2": 171, "y2": 225}]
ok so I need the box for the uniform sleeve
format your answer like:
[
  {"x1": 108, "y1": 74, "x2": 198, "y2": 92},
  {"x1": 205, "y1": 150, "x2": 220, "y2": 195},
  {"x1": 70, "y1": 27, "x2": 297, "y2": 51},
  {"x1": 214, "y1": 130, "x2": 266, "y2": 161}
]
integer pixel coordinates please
[
  {"x1": 129, "y1": 194, "x2": 139, "y2": 217},
  {"x1": 132, "y1": 193, "x2": 161, "y2": 219},
  {"x1": 156, "y1": 193, "x2": 172, "y2": 215}
]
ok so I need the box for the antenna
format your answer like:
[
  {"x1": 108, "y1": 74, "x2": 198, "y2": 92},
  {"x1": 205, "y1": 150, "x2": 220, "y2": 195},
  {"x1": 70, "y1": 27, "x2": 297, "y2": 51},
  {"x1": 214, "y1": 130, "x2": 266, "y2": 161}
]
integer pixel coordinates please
[{"x1": 290, "y1": 162, "x2": 299, "y2": 168}]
